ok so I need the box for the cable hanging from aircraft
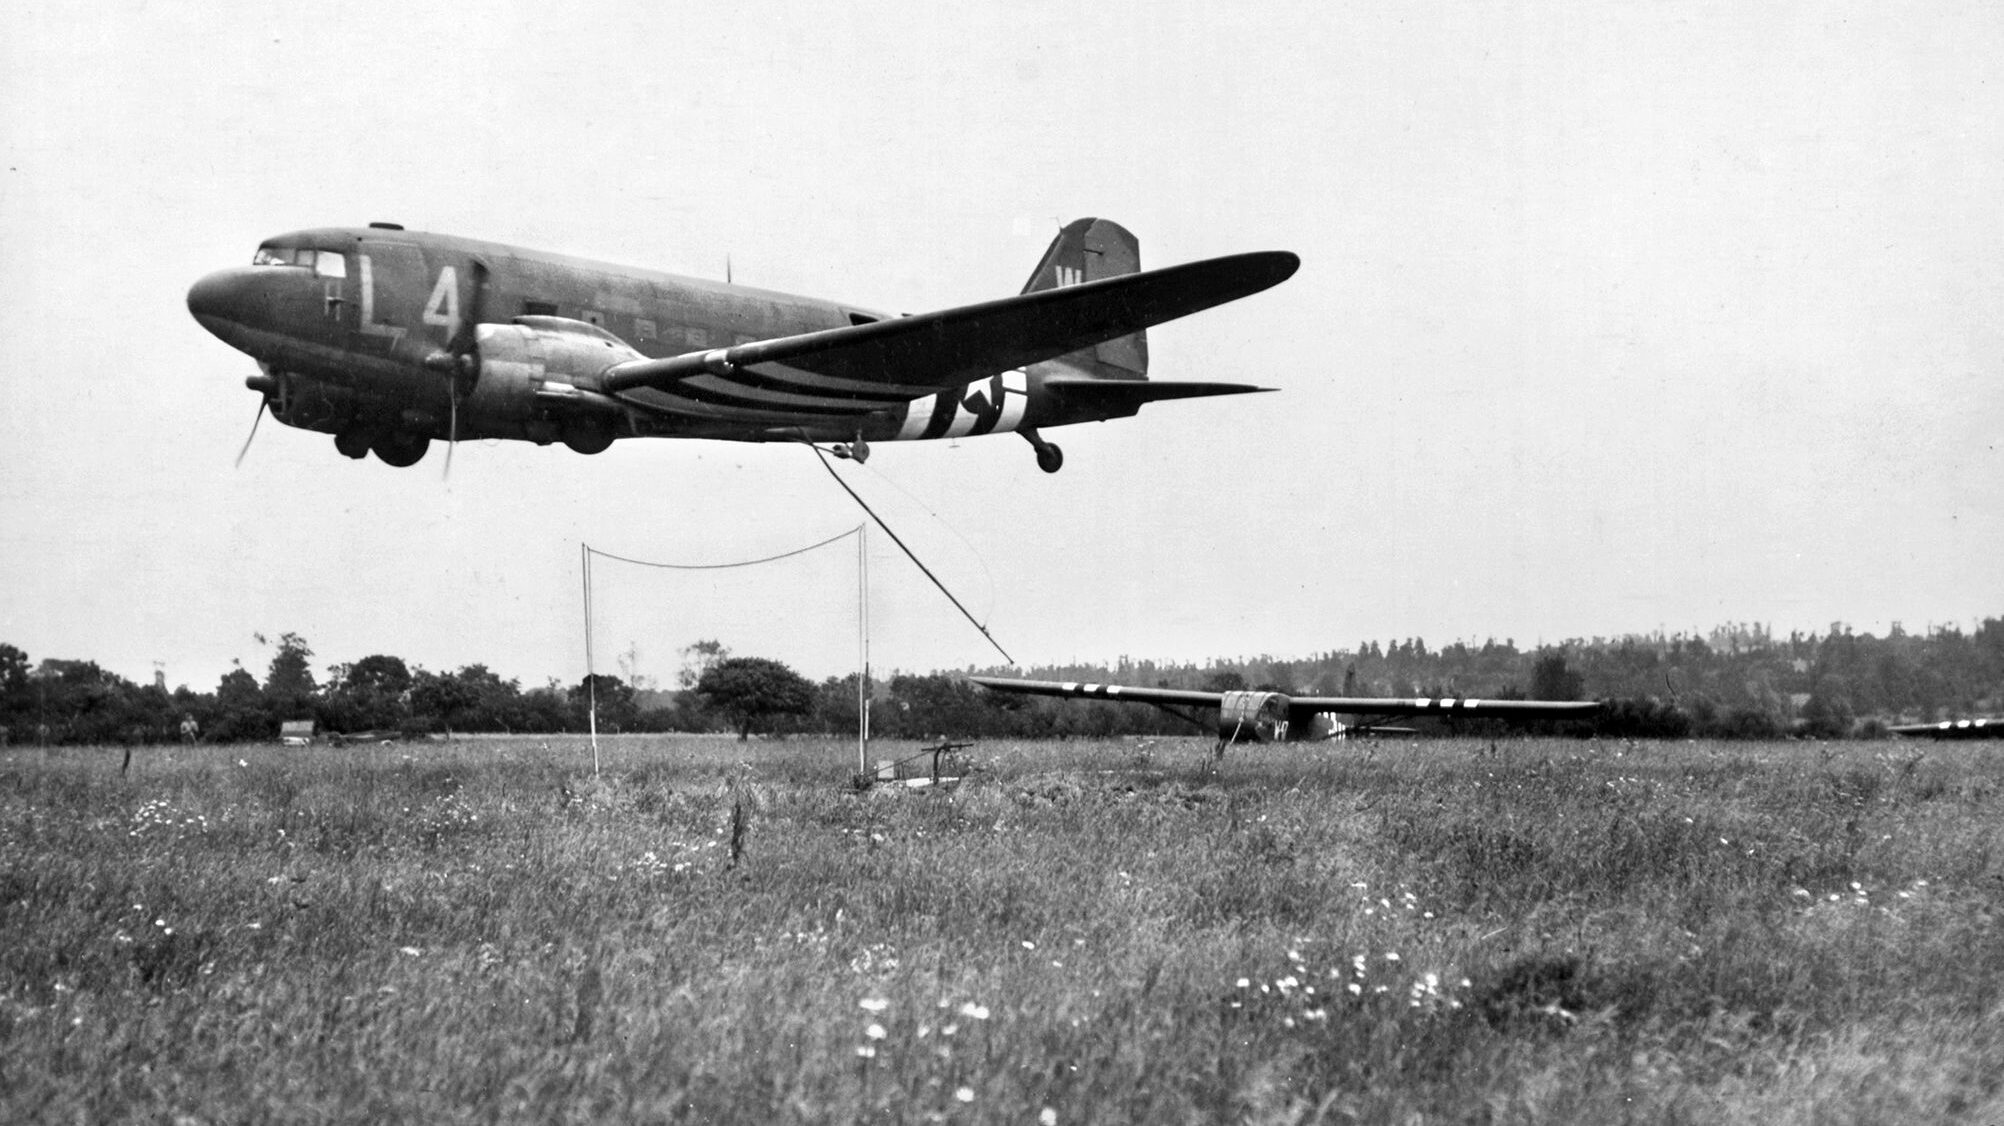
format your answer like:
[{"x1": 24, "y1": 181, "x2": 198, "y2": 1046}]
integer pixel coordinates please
[
  {"x1": 809, "y1": 444, "x2": 1014, "y2": 665},
  {"x1": 848, "y1": 454, "x2": 999, "y2": 627}
]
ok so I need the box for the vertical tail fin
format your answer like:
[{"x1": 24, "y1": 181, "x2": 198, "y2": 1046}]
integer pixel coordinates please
[{"x1": 1019, "y1": 218, "x2": 1149, "y2": 379}]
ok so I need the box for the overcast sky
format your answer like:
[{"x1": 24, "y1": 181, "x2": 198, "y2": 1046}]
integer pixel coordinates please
[{"x1": 3, "y1": 1, "x2": 1999, "y2": 694}]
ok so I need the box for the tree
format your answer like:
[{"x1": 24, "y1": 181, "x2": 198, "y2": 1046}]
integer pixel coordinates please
[
  {"x1": 26, "y1": 658, "x2": 143, "y2": 743},
  {"x1": 262, "y1": 632, "x2": 316, "y2": 718},
  {"x1": 0, "y1": 643, "x2": 31, "y2": 726},
  {"x1": 569, "y1": 673, "x2": 638, "y2": 732},
  {"x1": 411, "y1": 668, "x2": 480, "y2": 733},
  {"x1": 209, "y1": 665, "x2": 269, "y2": 742},
  {"x1": 450, "y1": 665, "x2": 524, "y2": 731},
  {"x1": 1799, "y1": 687, "x2": 1856, "y2": 739},
  {"x1": 323, "y1": 654, "x2": 412, "y2": 731},
  {"x1": 342, "y1": 654, "x2": 413, "y2": 696},
  {"x1": 808, "y1": 673, "x2": 866, "y2": 737},
  {"x1": 1202, "y1": 669, "x2": 1247, "y2": 693},
  {"x1": 1528, "y1": 650, "x2": 1586, "y2": 700},
  {"x1": 677, "y1": 639, "x2": 731, "y2": 690},
  {"x1": 519, "y1": 681, "x2": 577, "y2": 733},
  {"x1": 697, "y1": 657, "x2": 814, "y2": 740},
  {"x1": 882, "y1": 672, "x2": 993, "y2": 738}
]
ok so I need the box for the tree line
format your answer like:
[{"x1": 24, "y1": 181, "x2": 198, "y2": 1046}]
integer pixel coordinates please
[{"x1": 2, "y1": 617, "x2": 1998, "y2": 745}]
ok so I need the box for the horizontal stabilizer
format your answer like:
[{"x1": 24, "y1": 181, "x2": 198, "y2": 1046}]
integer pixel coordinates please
[
  {"x1": 1043, "y1": 377, "x2": 1273, "y2": 408},
  {"x1": 600, "y1": 250, "x2": 1299, "y2": 397}
]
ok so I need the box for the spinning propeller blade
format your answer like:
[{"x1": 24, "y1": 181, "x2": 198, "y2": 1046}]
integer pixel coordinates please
[
  {"x1": 443, "y1": 393, "x2": 458, "y2": 479},
  {"x1": 433, "y1": 259, "x2": 488, "y2": 480},
  {"x1": 234, "y1": 397, "x2": 267, "y2": 468}
]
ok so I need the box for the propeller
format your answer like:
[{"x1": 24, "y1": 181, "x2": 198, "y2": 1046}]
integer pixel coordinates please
[
  {"x1": 234, "y1": 396, "x2": 268, "y2": 468},
  {"x1": 445, "y1": 390, "x2": 459, "y2": 478},
  {"x1": 424, "y1": 259, "x2": 489, "y2": 479}
]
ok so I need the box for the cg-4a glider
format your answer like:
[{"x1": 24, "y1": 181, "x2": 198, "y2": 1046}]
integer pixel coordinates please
[
  {"x1": 188, "y1": 218, "x2": 1297, "y2": 472},
  {"x1": 970, "y1": 676, "x2": 1604, "y2": 754}
]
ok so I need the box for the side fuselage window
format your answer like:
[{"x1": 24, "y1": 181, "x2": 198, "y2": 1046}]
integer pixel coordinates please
[{"x1": 313, "y1": 250, "x2": 347, "y2": 278}]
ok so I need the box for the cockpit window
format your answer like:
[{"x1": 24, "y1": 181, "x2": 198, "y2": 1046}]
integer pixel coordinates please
[{"x1": 251, "y1": 245, "x2": 347, "y2": 278}]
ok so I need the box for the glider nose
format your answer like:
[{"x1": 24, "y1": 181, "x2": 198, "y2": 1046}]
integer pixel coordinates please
[{"x1": 186, "y1": 267, "x2": 266, "y2": 343}]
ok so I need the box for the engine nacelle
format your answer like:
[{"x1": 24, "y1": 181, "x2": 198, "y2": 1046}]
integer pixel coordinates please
[
  {"x1": 469, "y1": 318, "x2": 639, "y2": 426},
  {"x1": 252, "y1": 369, "x2": 359, "y2": 433}
]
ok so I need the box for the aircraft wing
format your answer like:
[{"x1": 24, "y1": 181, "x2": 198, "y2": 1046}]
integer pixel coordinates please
[
  {"x1": 969, "y1": 677, "x2": 1226, "y2": 709},
  {"x1": 969, "y1": 676, "x2": 1603, "y2": 719},
  {"x1": 1888, "y1": 718, "x2": 2002, "y2": 739},
  {"x1": 596, "y1": 251, "x2": 1298, "y2": 414}
]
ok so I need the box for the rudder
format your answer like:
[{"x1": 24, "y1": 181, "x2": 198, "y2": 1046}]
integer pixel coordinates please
[{"x1": 1019, "y1": 218, "x2": 1148, "y2": 378}]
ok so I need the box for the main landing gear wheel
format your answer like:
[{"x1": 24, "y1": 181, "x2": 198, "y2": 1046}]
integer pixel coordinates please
[
  {"x1": 562, "y1": 417, "x2": 615, "y2": 455},
  {"x1": 333, "y1": 429, "x2": 372, "y2": 460},
  {"x1": 1021, "y1": 428, "x2": 1063, "y2": 473},
  {"x1": 372, "y1": 433, "x2": 429, "y2": 468}
]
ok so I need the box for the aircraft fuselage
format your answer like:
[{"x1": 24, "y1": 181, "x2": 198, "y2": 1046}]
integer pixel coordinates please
[{"x1": 187, "y1": 220, "x2": 1293, "y2": 469}]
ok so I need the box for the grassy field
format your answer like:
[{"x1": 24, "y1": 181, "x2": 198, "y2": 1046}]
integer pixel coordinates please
[{"x1": 4, "y1": 733, "x2": 2003, "y2": 1124}]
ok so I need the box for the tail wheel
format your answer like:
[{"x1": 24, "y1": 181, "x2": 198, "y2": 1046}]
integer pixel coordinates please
[
  {"x1": 1021, "y1": 428, "x2": 1064, "y2": 473},
  {"x1": 373, "y1": 432, "x2": 429, "y2": 468}
]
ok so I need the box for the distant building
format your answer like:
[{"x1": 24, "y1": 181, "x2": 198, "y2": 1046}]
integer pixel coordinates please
[{"x1": 279, "y1": 719, "x2": 315, "y2": 746}]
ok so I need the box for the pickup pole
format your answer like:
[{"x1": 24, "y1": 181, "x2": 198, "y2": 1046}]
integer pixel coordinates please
[
  {"x1": 581, "y1": 542, "x2": 599, "y2": 777},
  {"x1": 857, "y1": 524, "x2": 870, "y2": 777}
]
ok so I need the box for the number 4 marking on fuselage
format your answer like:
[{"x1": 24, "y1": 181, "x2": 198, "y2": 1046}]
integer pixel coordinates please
[{"x1": 422, "y1": 266, "x2": 460, "y2": 337}]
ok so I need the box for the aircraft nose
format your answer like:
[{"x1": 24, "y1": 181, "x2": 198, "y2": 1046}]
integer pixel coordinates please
[{"x1": 186, "y1": 268, "x2": 266, "y2": 340}]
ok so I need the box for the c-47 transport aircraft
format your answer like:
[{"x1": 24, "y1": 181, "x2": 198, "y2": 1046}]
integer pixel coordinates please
[
  {"x1": 187, "y1": 219, "x2": 1297, "y2": 471},
  {"x1": 970, "y1": 676, "x2": 1604, "y2": 752}
]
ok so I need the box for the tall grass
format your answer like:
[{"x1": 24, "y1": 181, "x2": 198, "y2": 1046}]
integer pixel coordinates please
[{"x1": 3, "y1": 735, "x2": 2002, "y2": 1123}]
